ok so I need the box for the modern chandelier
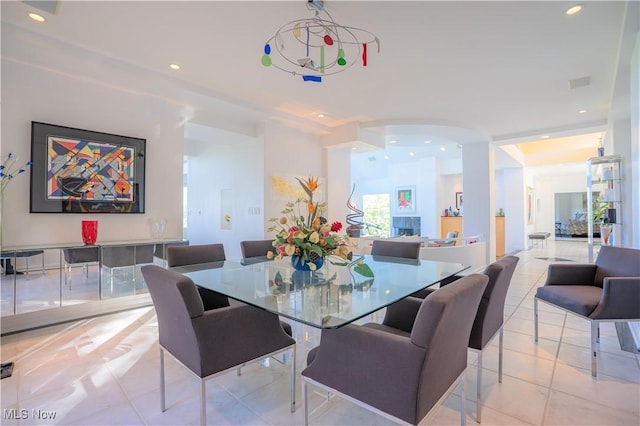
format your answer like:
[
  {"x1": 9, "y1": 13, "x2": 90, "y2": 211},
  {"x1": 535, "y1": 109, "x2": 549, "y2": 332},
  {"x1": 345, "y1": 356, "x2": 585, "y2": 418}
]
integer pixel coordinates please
[{"x1": 261, "y1": 0, "x2": 380, "y2": 83}]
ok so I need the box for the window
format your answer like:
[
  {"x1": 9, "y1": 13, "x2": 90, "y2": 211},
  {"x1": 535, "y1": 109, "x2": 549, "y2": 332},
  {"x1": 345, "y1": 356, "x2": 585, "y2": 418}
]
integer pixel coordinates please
[{"x1": 362, "y1": 194, "x2": 390, "y2": 237}]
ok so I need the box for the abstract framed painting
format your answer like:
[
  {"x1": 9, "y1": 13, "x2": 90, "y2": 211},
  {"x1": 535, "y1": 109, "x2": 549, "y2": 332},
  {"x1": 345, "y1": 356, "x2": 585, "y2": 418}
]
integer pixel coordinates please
[
  {"x1": 395, "y1": 186, "x2": 416, "y2": 214},
  {"x1": 30, "y1": 122, "x2": 146, "y2": 213}
]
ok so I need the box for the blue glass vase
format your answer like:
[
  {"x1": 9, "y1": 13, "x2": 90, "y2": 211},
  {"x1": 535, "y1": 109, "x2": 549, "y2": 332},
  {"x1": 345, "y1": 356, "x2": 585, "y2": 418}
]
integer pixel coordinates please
[{"x1": 291, "y1": 255, "x2": 324, "y2": 271}]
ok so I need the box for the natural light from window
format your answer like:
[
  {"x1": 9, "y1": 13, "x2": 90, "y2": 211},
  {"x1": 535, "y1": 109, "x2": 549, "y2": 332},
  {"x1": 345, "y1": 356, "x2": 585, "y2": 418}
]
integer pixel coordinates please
[{"x1": 362, "y1": 194, "x2": 390, "y2": 237}]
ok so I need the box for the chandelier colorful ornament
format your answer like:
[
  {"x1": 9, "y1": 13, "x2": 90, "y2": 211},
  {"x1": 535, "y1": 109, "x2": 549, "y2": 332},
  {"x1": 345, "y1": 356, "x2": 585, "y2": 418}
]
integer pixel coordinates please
[{"x1": 261, "y1": 1, "x2": 380, "y2": 83}]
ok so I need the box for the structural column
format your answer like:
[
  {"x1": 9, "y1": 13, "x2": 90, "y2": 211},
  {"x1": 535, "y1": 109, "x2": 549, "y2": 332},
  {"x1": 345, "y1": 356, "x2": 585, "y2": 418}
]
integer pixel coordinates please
[{"x1": 462, "y1": 141, "x2": 496, "y2": 263}]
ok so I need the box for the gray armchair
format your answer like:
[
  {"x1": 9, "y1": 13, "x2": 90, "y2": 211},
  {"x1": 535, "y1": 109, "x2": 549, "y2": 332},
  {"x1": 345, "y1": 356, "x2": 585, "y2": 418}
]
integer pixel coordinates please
[
  {"x1": 370, "y1": 240, "x2": 421, "y2": 259},
  {"x1": 168, "y1": 243, "x2": 293, "y2": 337},
  {"x1": 534, "y1": 245, "x2": 640, "y2": 377},
  {"x1": 378, "y1": 256, "x2": 519, "y2": 422},
  {"x1": 301, "y1": 274, "x2": 489, "y2": 425},
  {"x1": 141, "y1": 265, "x2": 296, "y2": 426},
  {"x1": 240, "y1": 239, "x2": 274, "y2": 263}
]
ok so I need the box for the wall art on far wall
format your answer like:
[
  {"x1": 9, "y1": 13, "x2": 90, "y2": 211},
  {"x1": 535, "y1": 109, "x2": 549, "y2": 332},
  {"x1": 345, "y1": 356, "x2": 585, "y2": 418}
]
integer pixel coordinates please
[
  {"x1": 30, "y1": 121, "x2": 146, "y2": 213},
  {"x1": 527, "y1": 186, "x2": 535, "y2": 225},
  {"x1": 395, "y1": 186, "x2": 416, "y2": 214}
]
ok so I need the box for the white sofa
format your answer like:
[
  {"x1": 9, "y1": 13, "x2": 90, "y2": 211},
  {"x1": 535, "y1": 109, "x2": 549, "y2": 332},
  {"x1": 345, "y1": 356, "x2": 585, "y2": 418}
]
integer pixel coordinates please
[{"x1": 352, "y1": 237, "x2": 487, "y2": 272}]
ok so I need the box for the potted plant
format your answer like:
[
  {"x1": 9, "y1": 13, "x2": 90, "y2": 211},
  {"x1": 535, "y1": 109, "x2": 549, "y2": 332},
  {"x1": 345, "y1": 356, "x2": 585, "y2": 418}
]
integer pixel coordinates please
[{"x1": 593, "y1": 195, "x2": 611, "y2": 244}]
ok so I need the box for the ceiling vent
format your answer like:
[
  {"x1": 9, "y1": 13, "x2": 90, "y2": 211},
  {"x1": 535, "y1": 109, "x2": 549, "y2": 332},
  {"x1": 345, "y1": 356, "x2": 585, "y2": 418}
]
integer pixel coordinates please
[
  {"x1": 569, "y1": 76, "x2": 591, "y2": 90},
  {"x1": 22, "y1": 1, "x2": 60, "y2": 15},
  {"x1": 368, "y1": 156, "x2": 377, "y2": 162}
]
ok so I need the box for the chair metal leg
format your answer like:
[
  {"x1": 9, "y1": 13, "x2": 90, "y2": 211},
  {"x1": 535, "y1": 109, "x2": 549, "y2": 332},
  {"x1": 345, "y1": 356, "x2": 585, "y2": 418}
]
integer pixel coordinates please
[
  {"x1": 461, "y1": 372, "x2": 467, "y2": 426},
  {"x1": 476, "y1": 351, "x2": 482, "y2": 423},
  {"x1": 591, "y1": 321, "x2": 598, "y2": 377},
  {"x1": 597, "y1": 324, "x2": 600, "y2": 343},
  {"x1": 498, "y1": 327, "x2": 504, "y2": 383},
  {"x1": 160, "y1": 348, "x2": 166, "y2": 412},
  {"x1": 237, "y1": 367, "x2": 242, "y2": 376},
  {"x1": 534, "y1": 298, "x2": 539, "y2": 342},
  {"x1": 200, "y1": 379, "x2": 206, "y2": 426},
  {"x1": 303, "y1": 381, "x2": 309, "y2": 426},
  {"x1": 291, "y1": 345, "x2": 297, "y2": 413}
]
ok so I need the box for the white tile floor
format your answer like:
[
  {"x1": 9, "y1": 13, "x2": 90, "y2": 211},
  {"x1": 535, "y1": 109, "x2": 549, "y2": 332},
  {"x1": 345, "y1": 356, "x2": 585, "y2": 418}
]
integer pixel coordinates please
[{"x1": 1, "y1": 240, "x2": 638, "y2": 425}]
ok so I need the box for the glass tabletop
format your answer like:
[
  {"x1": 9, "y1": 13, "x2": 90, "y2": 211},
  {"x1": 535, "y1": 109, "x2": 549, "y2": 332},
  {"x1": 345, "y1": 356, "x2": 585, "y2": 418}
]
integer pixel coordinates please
[{"x1": 173, "y1": 254, "x2": 469, "y2": 329}]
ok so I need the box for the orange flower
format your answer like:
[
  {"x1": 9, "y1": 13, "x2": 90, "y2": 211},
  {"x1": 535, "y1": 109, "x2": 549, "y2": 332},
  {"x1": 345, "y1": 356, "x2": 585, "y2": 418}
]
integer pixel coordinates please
[
  {"x1": 304, "y1": 177, "x2": 319, "y2": 192},
  {"x1": 308, "y1": 201, "x2": 316, "y2": 215}
]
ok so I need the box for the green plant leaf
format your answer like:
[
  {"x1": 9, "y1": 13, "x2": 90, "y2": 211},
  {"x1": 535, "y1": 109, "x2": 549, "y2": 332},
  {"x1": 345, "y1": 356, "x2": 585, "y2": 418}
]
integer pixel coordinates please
[{"x1": 353, "y1": 263, "x2": 374, "y2": 278}]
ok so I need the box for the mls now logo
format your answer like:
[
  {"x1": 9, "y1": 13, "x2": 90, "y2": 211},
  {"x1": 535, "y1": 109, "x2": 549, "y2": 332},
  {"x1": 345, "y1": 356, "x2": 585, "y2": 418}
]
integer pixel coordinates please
[{"x1": 4, "y1": 409, "x2": 57, "y2": 420}]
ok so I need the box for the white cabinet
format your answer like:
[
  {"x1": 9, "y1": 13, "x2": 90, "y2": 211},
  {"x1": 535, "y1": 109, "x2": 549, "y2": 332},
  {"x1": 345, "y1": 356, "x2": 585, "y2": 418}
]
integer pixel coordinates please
[{"x1": 587, "y1": 155, "x2": 622, "y2": 262}]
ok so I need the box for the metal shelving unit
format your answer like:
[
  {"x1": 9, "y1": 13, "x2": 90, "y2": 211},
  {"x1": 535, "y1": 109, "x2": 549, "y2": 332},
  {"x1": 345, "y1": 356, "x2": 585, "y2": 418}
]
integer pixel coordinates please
[{"x1": 587, "y1": 155, "x2": 622, "y2": 262}]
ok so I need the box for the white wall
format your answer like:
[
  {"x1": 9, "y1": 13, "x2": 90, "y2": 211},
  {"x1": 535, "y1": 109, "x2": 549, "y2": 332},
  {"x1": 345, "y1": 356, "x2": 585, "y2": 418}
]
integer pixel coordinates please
[
  {"x1": 1, "y1": 25, "x2": 263, "y2": 249},
  {"x1": 1, "y1": 30, "x2": 183, "y2": 246},
  {"x1": 533, "y1": 170, "x2": 587, "y2": 237},
  {"x1": 262, "y1": 120, "x2": 324, "y2": 236},
  {"x1": 184, "y1": 135, "x2": 263, "y2": 261},
  {"x1": 438, "y1": 173, "x2": 462, "y2": 216}
]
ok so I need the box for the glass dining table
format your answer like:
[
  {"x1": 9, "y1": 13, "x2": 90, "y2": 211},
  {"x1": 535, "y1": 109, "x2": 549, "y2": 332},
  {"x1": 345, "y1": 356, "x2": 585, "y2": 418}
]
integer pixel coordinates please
[{"x1": 172, "y1": 254, "x2": 469, "y2": 329}]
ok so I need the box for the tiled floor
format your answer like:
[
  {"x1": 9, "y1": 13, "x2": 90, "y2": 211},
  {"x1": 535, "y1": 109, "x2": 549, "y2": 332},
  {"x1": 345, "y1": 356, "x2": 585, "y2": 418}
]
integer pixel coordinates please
[{"x1": 1, "y1": 240, "x2": 638, "y2": 425}]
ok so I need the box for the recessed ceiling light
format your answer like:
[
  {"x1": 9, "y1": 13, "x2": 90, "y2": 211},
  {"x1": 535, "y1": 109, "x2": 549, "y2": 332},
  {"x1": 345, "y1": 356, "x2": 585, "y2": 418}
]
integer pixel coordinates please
[
  {"x1": 351, "y1": 147, "x2": 356, "y2": 151},
  {"x1": 317, "y1": 114, "x2": 325, "y2": 118},
  {"x1": 578, "y1": 109, "x2": 588, "y2": 114},
  {"x1": 424, "y1": 140, "x2": 431, "y2": 144},
  {"x1": 409, "y1": 152, "x2": 415, "y2": 156},
  {"x1": 28, "y1": 12, "x2": 45, "y2": 22},
  {"x1": 541, "y1": 135, "x2": 550, "y2": 139},
  {"x1": 384, "y1": 155, "x2": 389, "y2": 160},
  {"x1": 389, "y1": 140, "x2": 397, "y2": 144},
  {"x1": 170, "y1": 64, "x2": 180, "y2": 70},
  {"x1": 565, "y1": 4, "x2": 583, "y2": 15},
  {"x1": 440, "y1": 146, "x2": 446, "y2": 152}
]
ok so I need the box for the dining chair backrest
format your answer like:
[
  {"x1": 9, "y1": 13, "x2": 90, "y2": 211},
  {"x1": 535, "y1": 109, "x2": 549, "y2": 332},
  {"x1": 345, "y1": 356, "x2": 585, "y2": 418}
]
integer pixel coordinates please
[
  {"x1": 167, "y1": 243, "x2": 226, "y2": 268},
  {"x1": 371, "y1": 240, "x2": 421, "y2": 259},
  {"x1": 240, "y1": 239, "x2": 274, "y2": 259},
  {"x1": 142, "y1": 265, "x2": 204, "y2": 374},
  {"x1": 469, "y1": 256, "x2": 519, "y2": 350}
]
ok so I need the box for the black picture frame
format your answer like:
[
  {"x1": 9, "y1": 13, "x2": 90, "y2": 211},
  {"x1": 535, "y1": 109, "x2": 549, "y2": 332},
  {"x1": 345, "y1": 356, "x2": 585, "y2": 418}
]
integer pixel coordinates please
[{"x1": 30, "y1": 122, "x2": 146, "y2": 213}]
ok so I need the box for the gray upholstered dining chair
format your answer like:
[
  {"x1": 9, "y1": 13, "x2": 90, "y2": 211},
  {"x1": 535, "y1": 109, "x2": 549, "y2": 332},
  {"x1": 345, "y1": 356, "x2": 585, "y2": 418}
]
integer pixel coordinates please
[
  {"x1": 381, "y1": 256, "x2": 519, "y2": 422},
  {"x1": 370, "y1": 239, "x2": 421, "y2": 259},
  {"x1": 167, "y1": 243, "x2": 230, "y2": 309},
  {"x1": 168, "y1": 243, "x2": 293, "y2": 339},
  {"x1": 302, "y1": 274, "x2": 489, "y2": 425},
  {"x1": 534, "y1": 245, "x2": 640, "y2": 377},
  {"x1": 141, "y1": 265, "x2": 296, "y2": 426},
  {"x1": 240, "y1": 239, "x2": 275, "y2": 262}
]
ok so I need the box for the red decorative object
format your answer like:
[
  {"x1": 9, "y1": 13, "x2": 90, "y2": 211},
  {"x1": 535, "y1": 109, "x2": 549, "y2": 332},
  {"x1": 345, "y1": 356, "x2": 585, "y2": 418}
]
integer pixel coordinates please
[{"x1": 81, "y1": 220, "x2": 98, "y2": 245}]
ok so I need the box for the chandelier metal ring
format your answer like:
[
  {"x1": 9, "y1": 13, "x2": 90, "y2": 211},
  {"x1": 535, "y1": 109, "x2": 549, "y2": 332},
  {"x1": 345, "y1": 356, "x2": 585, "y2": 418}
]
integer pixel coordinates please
[{"x1": 261, "y1": 1, "x2": 380, "y2": 82}]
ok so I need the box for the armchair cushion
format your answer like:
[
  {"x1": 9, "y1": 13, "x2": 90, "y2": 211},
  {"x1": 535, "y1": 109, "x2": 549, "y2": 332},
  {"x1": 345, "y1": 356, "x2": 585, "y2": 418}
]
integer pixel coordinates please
[
  {"x1": 535, "y1": 285, "x2": 602, "y2": 317},
  {"x1": 193, "y1": 303, "x2": 295, "y2": 376}
]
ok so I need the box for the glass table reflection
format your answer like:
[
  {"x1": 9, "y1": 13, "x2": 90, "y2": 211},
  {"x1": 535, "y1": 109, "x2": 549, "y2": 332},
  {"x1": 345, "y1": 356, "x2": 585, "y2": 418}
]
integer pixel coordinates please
[{"x1": 172, "y1": 255, "x2": 469, "y2": 329}]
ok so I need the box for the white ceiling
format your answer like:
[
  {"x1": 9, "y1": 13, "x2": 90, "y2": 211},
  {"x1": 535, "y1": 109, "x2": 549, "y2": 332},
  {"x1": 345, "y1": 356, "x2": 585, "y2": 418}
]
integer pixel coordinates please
[{"x1": 1, "y1": 0, "x2": 631, "y2": 167}]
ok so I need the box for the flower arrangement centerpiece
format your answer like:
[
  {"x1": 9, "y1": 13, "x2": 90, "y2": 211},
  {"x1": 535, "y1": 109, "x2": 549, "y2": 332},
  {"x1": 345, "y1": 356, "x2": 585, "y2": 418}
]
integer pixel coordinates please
[{"x1": 268, "y1": 177, "x2": 352, "y2": 271}]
